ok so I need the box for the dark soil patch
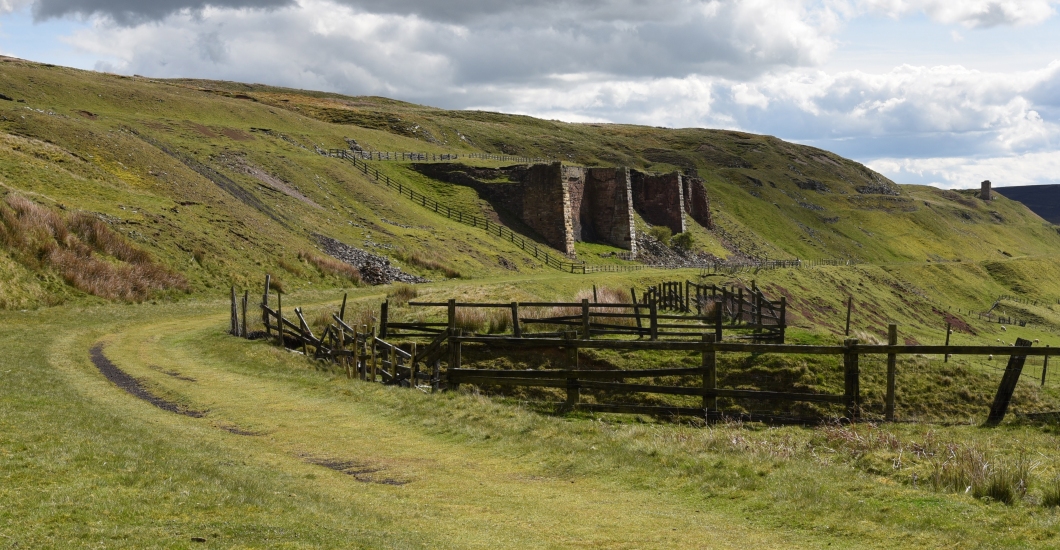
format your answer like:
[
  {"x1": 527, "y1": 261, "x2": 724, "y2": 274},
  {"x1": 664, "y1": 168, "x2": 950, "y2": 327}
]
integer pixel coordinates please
[
  {"x1": 187, "y1": 121, "x2": 218, "y2": 138},
  {"x1": 77, "y1": 110, "x2": 97, "y2": 119},
  {"x1": 303, "y1": 456, "x2": 407, "y2": 485},
  {"x1": 934, "y1": 307, "x2": 976, "y2": 335},
  {"x1": 89, "y1": 343, "x2": 204, "y2": 417}
]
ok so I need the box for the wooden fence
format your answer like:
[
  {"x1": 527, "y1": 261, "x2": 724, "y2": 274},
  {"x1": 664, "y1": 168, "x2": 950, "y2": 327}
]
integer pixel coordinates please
[
  {"x1": 340, "y1": 150, "x2": 553, "y2": 164},
  {"x1": 231, "y1": 277, "x2": 1058, "y2": 425}
]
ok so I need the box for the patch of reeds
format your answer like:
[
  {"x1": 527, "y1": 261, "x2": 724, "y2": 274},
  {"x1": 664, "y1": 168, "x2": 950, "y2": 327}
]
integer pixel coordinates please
[
  {"x1": 400, "y1": 251, "x2": 461, "y2": 279},
  {"x1": 454, "y1": 307, "x2": 512, "y2": 334},
  {"x1": 1042, "y1": 476, "x2": 1060, "y2": 507},
  {"x1": 297, "y1": 251, "x2": 361, "y2": 284},
  {"x1": 0, "y1": 194, "x2": 188, "y2": 301},
  {"x1": 387, "y1": 283, "x2": 419, "y2": 306}
]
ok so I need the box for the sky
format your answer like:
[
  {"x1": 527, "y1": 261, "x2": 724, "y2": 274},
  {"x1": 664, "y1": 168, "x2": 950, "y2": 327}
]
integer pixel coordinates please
[{"x1": 1, "y1": 1, "x2": 1059, "y2": 189}]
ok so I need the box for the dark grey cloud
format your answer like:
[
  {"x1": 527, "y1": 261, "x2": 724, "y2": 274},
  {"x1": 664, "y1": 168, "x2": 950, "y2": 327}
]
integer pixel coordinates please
[{"x1": 32, "y1": 0, "x2": 291, "y2": 24}]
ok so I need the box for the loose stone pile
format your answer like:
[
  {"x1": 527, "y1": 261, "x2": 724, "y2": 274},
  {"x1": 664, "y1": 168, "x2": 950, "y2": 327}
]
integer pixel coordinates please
[{"x1": 314, "y1": 234, "x2": 427, "y2": 285}]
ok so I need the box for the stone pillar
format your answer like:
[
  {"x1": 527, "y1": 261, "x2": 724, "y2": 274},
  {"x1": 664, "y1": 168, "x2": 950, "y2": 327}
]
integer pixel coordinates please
[
  {"x1": 521, "y1": 162, "x2": 575, "y2": 256},
  {"x1": 981, "y1": 180, "x2": 992, "y2": 201}
]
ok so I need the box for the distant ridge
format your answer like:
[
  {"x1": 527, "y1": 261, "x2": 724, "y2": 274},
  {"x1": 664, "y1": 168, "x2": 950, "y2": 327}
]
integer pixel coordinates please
[{"x1": 995, "y1": 185, "x2": 1060, "y2": 224}]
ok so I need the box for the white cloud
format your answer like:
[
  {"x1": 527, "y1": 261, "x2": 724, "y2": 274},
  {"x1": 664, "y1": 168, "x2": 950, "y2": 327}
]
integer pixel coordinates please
[
  {"x1": 869, "y1": 151, "x2": 1060, "y2": 188},
  {"x1": 856, "y1": 0, "x2": 1058, "y2": 28}
]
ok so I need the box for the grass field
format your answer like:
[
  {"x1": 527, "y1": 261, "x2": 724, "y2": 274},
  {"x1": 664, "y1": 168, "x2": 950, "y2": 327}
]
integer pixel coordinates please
[
  {"x1": 6, "y1": 55, "x2": 1060, "y2": 547},
  {"x1": 5, "y1": 271, "x2": 1060, "y2": 548}
]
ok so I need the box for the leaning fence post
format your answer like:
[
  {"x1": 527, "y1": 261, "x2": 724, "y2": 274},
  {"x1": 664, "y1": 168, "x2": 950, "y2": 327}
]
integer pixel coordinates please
[
  {"x1": 843, "y1": 338, "x2": 860, "y2": 420},
  {"x1": 702, "y1": 334, "x2": 717, "y2": 415},
  {"x1": 885, "y1": 324, "x2": 897, "y2": 422},
  {"x1": 986, "y1": 338, "x2": 1033, "y2": 426},
  {"x1": 340, "y1": 292, "x2": 348, "y2": 322}
]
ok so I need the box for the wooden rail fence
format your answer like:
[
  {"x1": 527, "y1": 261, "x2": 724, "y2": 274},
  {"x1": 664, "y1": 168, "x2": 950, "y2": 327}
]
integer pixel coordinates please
[{"x1": 230, "y1": 277, "x2": 1057, "y2": 425}]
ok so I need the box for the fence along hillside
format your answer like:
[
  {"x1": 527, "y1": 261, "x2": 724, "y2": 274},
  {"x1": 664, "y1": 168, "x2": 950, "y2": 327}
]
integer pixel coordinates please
[
  {"x1": 232, "y1": 275, "x2": 1060, "y2": 425},
  {"x1": 327, "y1": 149, "x2": 858, "y2": 275}
]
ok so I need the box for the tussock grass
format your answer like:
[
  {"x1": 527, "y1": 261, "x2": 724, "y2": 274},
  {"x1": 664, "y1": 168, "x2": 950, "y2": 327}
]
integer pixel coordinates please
[
  {"x1": 387, "y1": 283, "x2": 418, "y2": 306},
  {"x1": 399, "y1": 251, "x2": 461, "y2": 279},
  {"x1": 454, "y1": 307, "x2": 512, "y2": 334},
  {"x1": 0, "y1": 194, "x2": 187, "y2": 301},
  {"x1": 298, "y1": 250, "x2": 362, "y2": 284}
]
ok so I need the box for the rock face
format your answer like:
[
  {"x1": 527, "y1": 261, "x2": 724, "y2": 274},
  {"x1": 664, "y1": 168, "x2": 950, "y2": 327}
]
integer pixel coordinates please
[
  {"x1": 314, "y1": 234, "x2": 428, "y2": 285},
  {"x1": 411, "y1": 161, "x2": 714, "y2": 258}
]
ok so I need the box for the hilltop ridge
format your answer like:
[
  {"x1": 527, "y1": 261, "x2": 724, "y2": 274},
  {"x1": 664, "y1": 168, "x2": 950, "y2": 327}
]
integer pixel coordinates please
[{"x1": 1, "y1": 55, "x2": 1059, "y2": 308}]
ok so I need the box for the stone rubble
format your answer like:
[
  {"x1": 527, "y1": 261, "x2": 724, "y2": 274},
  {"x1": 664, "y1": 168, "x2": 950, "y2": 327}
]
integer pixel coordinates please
[{"x1": 314, "y1": 234, "x2": 428, "y2": 285}]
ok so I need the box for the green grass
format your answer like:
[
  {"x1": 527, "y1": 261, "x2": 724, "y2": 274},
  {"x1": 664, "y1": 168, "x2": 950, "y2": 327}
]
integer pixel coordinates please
[{"x1": 6, "y1": 291, "x2": 1060, "y2": 547}]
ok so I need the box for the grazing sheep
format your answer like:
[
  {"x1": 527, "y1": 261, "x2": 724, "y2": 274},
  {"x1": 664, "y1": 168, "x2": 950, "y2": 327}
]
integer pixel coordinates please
[
  {"x1": 989, "y1": 355, "x2": 994, "y2": 360},
  {"x1": 1035, "y1": 339, "x2": 1041, "y2": 343},
  {"x1": 1001, "y1": 326, "x2": 1007, "y2": 331}
]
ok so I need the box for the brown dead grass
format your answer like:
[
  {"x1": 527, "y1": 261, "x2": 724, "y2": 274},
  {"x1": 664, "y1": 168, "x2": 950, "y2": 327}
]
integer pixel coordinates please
[
  {"x1": 298, "y1": 251, "x2": 362, "y2": 284},
  {"x1": 0, "y1": 194, "x2": 188, "y2": 301}
]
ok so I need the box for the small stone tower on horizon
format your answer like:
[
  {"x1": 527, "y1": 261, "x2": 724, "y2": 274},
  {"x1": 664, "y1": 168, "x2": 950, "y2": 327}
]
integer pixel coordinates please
[{"x1": 981, "y1": 180, "x2": 992, "y2": 201}]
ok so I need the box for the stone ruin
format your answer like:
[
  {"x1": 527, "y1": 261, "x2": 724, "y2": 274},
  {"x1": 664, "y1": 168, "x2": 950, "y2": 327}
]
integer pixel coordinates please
[
  {"x1": 981, "y1": 180, "x2": 992, "y2": 201},
  {"x1": 412, "y1": 162, "x2": 714, "y2": 258}
]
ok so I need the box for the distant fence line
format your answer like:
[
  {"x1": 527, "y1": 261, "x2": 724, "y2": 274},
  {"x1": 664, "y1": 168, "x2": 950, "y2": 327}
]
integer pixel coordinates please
[{"x1": 332, "y1": 149, "x2": 553, "y2": 165}]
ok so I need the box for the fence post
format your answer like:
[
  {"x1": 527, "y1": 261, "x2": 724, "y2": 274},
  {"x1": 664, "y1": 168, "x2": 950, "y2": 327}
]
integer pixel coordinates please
[
  {"x1": 262, "y1": 274, "x2": 271, "y2": 338},
  {"x1": 843, "y1": 338, "x2": 860, "y2": 420},
  {"x1": 649, "y1": 300, "x2": 659, "y2": 340},
  {"x1": 339, "y1": 292, "x2": 347, "y2": 322},
  {"x1": 885, "y1": 324, "x2": 897, "y2": 422},
  {"x1": 379, "y1": 300, "x2": 389, "y2": 339},
  {"x1": 631, "y1": 288, "x2": 643, "y2": 336},
  {"x1": 943, "y1": 322, "x2": 952, "y2": 362},
  {"x1": 448, "y1": 299, "x2": 456, "y2": 331},
  {"x1": 715, "y1": 299, "x2": 723, "y2": 342},
  {"x1": 845, "y1": 297, "x2": 853, "y2": 336},
  {"x1": 511, "y1": 302, "x2": 521, "y2": 337},
  {"x1": 242, "y1": 291, "x2": 249, "y2": 338},
  {"x1": 564, "y1": 331, "x2": 579, "y2": 411},
  {"x1": 230, "y1": 286, "x2": 238, "y2": 336},
  {"x1": 702, "y1": 334, "x2": 717, "y2": 415},
  {"x1": 582, "y1": 298, "x2": 591, "y2": 340},
  {"x1": 277, "y1": 292, "x2": 284, "y2": 349},
  {"x1": 778, "y1": 297, "x2": 787, "y2": 343},
  {"x1": 1043, "y1": 345, "x2": 1050, "y2": 387},
  {"x1": 986, "y1": 338, "x2": 1033, "y2": 426},
  {"x1": 736, "y1": 287, "x2": 744, "y2": 323}
]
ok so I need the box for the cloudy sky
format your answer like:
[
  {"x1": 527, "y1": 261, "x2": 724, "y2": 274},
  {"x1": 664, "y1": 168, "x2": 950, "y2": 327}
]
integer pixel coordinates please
[{"x1": 2, "y1": 0, "x2": 1059, "y2": 188}]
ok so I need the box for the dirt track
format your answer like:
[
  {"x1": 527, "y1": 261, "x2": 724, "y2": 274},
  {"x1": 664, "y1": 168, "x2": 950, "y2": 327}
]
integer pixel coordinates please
[{"x1": 89, "y1": 343, "x2": 204, "y2": 417}]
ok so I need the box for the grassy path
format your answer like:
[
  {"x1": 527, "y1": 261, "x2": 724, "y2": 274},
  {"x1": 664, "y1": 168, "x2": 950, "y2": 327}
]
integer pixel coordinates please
[{"x1": 3, "y1": 298, "x2": 1060, "y2": 547}]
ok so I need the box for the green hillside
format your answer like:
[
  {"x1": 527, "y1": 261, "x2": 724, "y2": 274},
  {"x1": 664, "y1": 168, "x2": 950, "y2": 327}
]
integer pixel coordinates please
[
  {"x1": 10, "y1": 56, "x2": 1060, "y2": 547},
  {"x1": 3, "y1": 55, "x2": 1059, "y2": 308}
]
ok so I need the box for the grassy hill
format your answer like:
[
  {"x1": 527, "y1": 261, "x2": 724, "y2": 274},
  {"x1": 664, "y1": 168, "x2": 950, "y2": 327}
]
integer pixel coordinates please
[
  {"x1": 3, "y1": 55, "x2": 1060, "y2": 309},
  {"x1": 9, "y1": 56, "x2": 1060, "y2": 546}
]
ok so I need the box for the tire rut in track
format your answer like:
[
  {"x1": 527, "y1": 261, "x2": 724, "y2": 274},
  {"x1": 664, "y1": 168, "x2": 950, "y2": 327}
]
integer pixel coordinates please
[{"x1": 89, "y1": 343, "x2": 205, "y2": 418}]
